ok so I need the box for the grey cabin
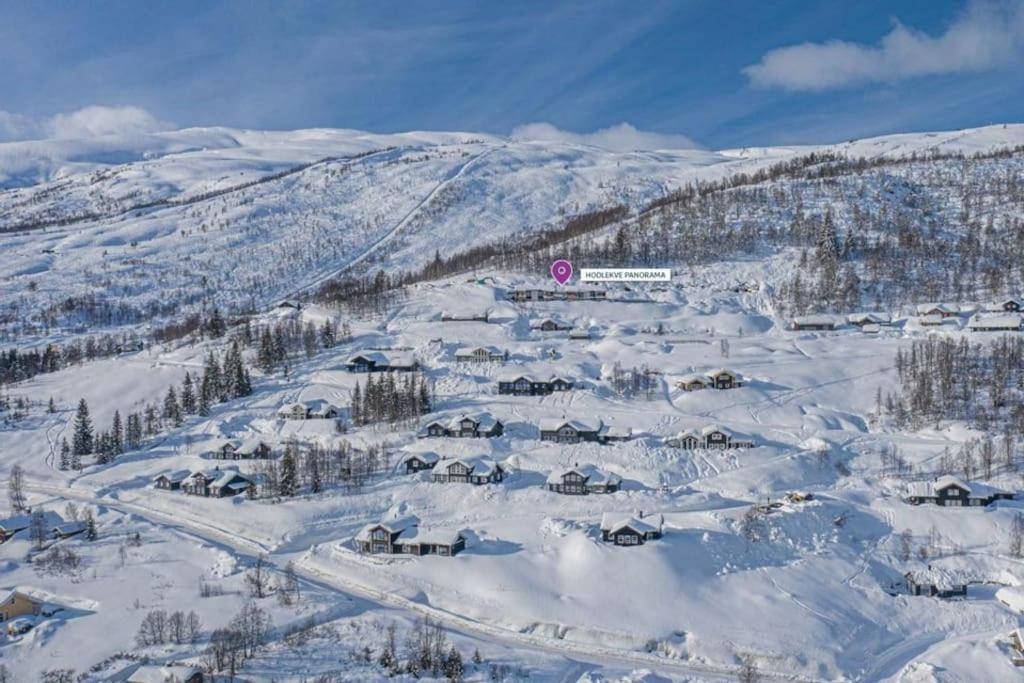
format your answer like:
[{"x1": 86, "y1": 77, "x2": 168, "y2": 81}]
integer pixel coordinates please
[
  {"x1": 355, "y1": 518, "x2": 465, "y2": 557},
  {"x1": 432, "y1": 456, "x2": 505, "y2": 485},
  {"x1": 546, "y1": 464, "x2": 622, "y2": 495},
  {"x1": 600, "y1": 513, "x2": 664, "y2": 546},
  {"x1": 497, "y1": 373, "x2": 574, "y2": 396},
  {"x1": 904, "y1": 476, "x2": 1013, "y2": 507}
]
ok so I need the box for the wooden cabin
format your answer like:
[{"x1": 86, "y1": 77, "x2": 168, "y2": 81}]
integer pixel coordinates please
[
  {"x1": 432, "y1": 456, "x2": 505, "y2": 485},
  {"x1": 497, "y1": 373, "x2": 574, "y2": 396},
  {"x1": 546, "y1": 464, "x2": 622, "y2": 495},
  {"x1": 400, "y1": 451, "x2": 440, "y2": 474},
  {"x1": 418, "y1": 413, "x2": 504, "y2": 439},
  {"x1": 600, "y1": 513, "x2": 663, "y2": 546},
  {"x1": 538, "y1": 418, "x2": 608, "y2": 444},
  {"x1": 904, "y1": 476, "x2": 1013, "y2": 507},
  {"x1": 0, "y1": 590, "x2": 42, "y2": 622}
]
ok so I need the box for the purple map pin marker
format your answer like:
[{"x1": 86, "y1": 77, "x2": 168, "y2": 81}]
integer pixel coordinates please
[{"x1": 550, "y1": 259, "x2": 573, "y2": 286}]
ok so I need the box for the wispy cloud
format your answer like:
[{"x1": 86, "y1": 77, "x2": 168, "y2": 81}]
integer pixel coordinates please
[
  {"x1": 744, "y1": 1, "x2": 1024, "y2": 91},
  {"x1": 511, "y1": 122, "x2": 700, "y2": 151},
  {"x1": 0, "y1": 105, "x2": 170, "y2": 143}
]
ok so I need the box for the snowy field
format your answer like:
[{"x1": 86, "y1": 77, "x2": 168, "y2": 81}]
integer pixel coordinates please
[{"x1": 4, "y1": 257, "x2": 1024, "y2": 681}]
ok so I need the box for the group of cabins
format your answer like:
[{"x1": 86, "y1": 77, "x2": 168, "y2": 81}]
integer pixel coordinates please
[
  {"x1": 676, "y1": 368, "x2": 743, "y2": 391},
  {"x1": 206, "y1": 437, "x2": 273, "y2": 460},
  {"x1": 277, "y1": 399, "x2": 340, "y2": 420},
  {"x1": 415, "y1": 412, "x2": 632, "y2": 444},
  {"x1": 497, "y1": 372, "x2": 574, "y2": 395},
  {"x1": 664, "y1": 425, "x2": 754, "y2": 450},
  {"x1": 508, "y1": 286, "x2": 607, "y2": 303},
  {"x1": 904, "y1": 476, "x2": 1013, "y2": 507},
  {"x1": 154, "y1": 466, "x2": 255, "y2": 498},
  {"x1": 355, "y1": 511, "x2": 663, "y2": 556},
  {"x1": 790, "y1": 299, "x2": 1024, "y2": 333},
  {"x1": 344, "y1": 351, "x2": 419, "y2": 373},
  {"x1": 400, "y1": 452, "x2": 506, "y2": 484},
  {"x1": 355, "y1": 518, "x2": 466, "y2": 557}
]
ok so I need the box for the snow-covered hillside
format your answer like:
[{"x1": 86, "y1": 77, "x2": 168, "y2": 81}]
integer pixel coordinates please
[
  {"x1": 3, "y1": 124, "x2": 1024, "y2": 344},
  {"x1": 3, "y1": 124, "x2": 1024, "y2": 682}
]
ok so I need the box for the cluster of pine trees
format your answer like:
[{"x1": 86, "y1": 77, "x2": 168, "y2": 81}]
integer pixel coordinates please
[
  {"x1": 250, "y1": 441, "x2": 389, "y2": 498},
  {"x1": 59, "y1": 342, "x2": 254, "y2": 470},
  {"x1": 886, "y1": 335, "x2": 1024, "y2": 433},
  {"x1": 0, "y1": 333, "x2": 144, "y2": 384},
  {"x1": 350, "y1": 372, "x2": 432, "y2": 427},
  {"x1": 249, "y1": 316, "x2": 349, "y2": 373}
]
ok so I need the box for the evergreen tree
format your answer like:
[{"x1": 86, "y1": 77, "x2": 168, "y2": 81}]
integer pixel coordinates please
[
  {"x1": 163, "y1": 386, "x2": 182, "y2": 427},
  {"x1": 144, "y1": 404, "x2": 159, "y2": 436},
  {"x1": 59, "y1": 438, "x2": 70, "y2": 471},
  {"x1": 350, "y1": 382, "x2": 362, "y2": 426},
  {"x1": 111, "y1": 410, "x2": 124, "y2": 455},
  {"x1": 72, "y1": 398, "x2": 94, "y2": 456},
  {"x1": 84, "y1": 509, "x2": 97, "y2": 540},
  {"x1": 280, "y1": 446, "x2": 298, "y2": 497},
  {"x1": 180, "y1": 372, "x2": 197, "y2": 414}
]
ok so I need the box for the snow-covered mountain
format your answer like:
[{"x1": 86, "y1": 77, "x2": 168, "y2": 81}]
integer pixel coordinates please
[{"x1": 3, "y1": 124, "x2": 1024, "y2": 343}]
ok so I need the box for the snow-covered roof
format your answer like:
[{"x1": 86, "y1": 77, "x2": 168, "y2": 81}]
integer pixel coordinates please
[
  {"x1": 124, "y1": 664, "x2": 203, "y2": 683},
  {"x1": 918, "y1": 313, "x2": 946, "y2": 324},
  {"x1": 847, "y1": 312, "x2": 891, "y2": 324},
  {"x1": 436, "y1": 455, "x2": 502, "y2": 476},
  {"x1": 904, "y1": 475, "x2": 1010, "y2": 498},
  {"x1": 401, "y1": 451, "x2": 440, "y2": 465},
  {"x1": 345, "y1": 351, "x2": 417, "y2": 367},
  {"x1": 397, "y1": 526, "x2": 464, "y2": 546},
  {"x1": 192, "y1": 466, "x2": 239, "y2": 482},
  {"x1": 212, "y1": 469, "x2": 251, "y2": 488},
  {"x1": 985, "y1": 297, "x2": 1022, "y2": 310},
  {"x1": 0, "y1": 511, "x2": 64, "y2": 533},
  {"x1": 701, "y1": 424, "x2": 733, "y2": 436},
  {"x1": 916, "y1": 303, "x2": 959, "y2": 315},
  {"x1": 668, "y1": 429, "x2": 700, "y2": 441},
  {"x1": 446, "y1": 412, "x2": 501, "y2": 431},
  {"x1": 496, "y1": 371, "x2": 573, "y2": 384},
  {"x1": 355, "y1": 517, "x2": 418, "y2": 542},
  {"x1": 546, "y1": 464, "x2": 622, "y2": 486},
  {"x1": 53, "y1": 521, "x2": 87, "y2": 536},
  {"x1": 0, "y1": 589, "x2": 39, "y2": 606},
  {"x1": 707, "y1": 368, "x2": 738, "y2": 378},
  {"x1": 538, "y1": 417, "x2": 604, "y2": 433},
  {"x1": 792, "y1": 315, "x2": 836, "y2": 326},
  {"x1": 154, "y1": 469, "x2": 191, "y2": 484},
  {"x1": 968, "y1": 314, "x2": 1022, "y2": 330},
  {"x1": 530, "y1": 317, "x2": 570, "y2": 328},
  {"x1": 234, "y1": 438, "x2": 270, "y2": 455},
  {"x1": 677, "y1": 374, "x2": 709, "y2": 384},
  {"x1": 600, "y1": 513, "x2": 663, "y2": 535}
]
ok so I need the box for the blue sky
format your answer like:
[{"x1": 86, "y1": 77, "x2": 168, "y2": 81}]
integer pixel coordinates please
[{"x1": 1, "y1": 0, "x2": 1023, "y2": 148}]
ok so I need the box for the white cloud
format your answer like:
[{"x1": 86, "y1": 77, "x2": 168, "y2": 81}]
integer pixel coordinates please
[
  {"x1": 744, "y1": 1, "x2": 1024, "y2": 91},
  {"x1": 0, "y1": 105, "x2": 171, "y2": 143},
  {"x1": 511, "y1": 122, "x2": 700, "y2": 151}
]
